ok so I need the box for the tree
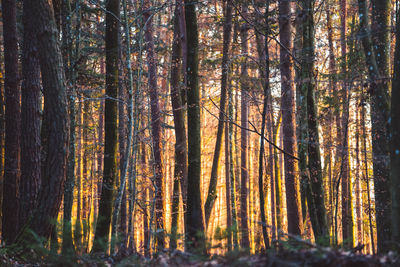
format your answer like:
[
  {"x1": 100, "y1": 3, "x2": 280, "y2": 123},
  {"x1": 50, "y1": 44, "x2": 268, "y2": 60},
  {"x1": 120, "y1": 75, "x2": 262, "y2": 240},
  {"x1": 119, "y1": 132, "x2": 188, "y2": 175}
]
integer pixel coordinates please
[
  {"x1": 170, "y1": 0, "x2": 188, "y2": 250},
  {"x1": 2, "y1": 0, "x2": 21, "y2": 244},
  {"x1": 391, "y1": 2, "x2": 400, "y2": 253},
  {"x1": 24, "y1": 0, "x2": 69, "y2": 240},
  {"x1": 184, "y1": 0, "x2": 206, "y2": 251},
  {"x1": 357, "y1": 0, "x2": 391, "y2": 253},
  {"x1": 299, "y1": 0, "x2": 328, "y2": 243},
  {"x1": 278, "y1": 0, "x2": 303, "y2": 236},
  {"x1": 19, "y1": 0, "x2": 42, "y2": 238},
  {"x1": 92, "y1": 0, "x2": 119, "y2": 253},
  {"x1": 204, "y1": 0, "x2": 233, "y2": 227},
  {"x1": 143, "y1": 0, "x2": 165, "y2": 250},
  {"x1": 239, "y1": 2, "x2": 250, "y2": 249}
]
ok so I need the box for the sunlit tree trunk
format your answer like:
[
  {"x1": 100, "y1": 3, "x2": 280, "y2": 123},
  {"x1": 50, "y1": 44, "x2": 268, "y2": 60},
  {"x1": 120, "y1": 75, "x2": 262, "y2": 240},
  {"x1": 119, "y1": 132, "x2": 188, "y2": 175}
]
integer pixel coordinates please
[
  {"x1": 279, "y1": 0, "x2": 302, "y2": 236},
  {"x1": 204, "y1": 0, "x2": 232, "y2": 228}
]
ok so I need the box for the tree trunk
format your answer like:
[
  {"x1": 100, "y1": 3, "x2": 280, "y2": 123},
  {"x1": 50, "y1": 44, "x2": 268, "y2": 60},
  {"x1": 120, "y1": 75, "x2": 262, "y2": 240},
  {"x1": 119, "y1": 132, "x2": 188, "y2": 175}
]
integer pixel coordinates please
[
  {"x1": 239, "y1": 2, "x2": 250, "y2": 249},
  {"x1": 300, "y1": 0, "x2": 328, "y2": 243},
  {"x1": 390, "y1": 2, "x2": 400, "y2": 252},
  {"x1": 61, "y1": 0, "x2": 76, "y2": 255},
  {"x1": 358, "y1": 0, "x2": 391, "y2": 253},
  {"x1": 92, "y1": 0, "x2": 119, "y2": 253},
  {"x1": 1, "y1": 0, "x2": 20, "y2": 244},
  {"x1": 204, "y1": 0, "x2": 232, "y2": 228},
  {"x1": 19, "y1": 0, "x2": 41, "y2": 234},
  {"x1": 184, "y1": 0, "x2": 205, "y2": 251},
  {"x1": 25, "y1": 0, "x2": 69, "y2": 241},
  {"x1": 279, "y1": 0, "x2": 302, "y2": 237},
  {"x1": 143, "y1": 0, "x2": 164, "y2": 250},
  {"x1": 170, "y1": 0, "x2": 188, "y2": 251}
]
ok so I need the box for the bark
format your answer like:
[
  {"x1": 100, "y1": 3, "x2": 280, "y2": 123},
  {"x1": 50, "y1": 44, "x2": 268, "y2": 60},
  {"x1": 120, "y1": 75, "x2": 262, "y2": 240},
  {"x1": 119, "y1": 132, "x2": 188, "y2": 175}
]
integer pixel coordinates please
[
  {"x1": 256, "y1": 1, "x2": 271, "y2": 250},
  {"x1": 239, "y1": 3, "x2": 250, "y2": 249},
  {"x1": 358, "y1": 0, "x2": 391, "y2": 253},
  {"x1": 92, "y1": 0, "x2": 119, "y2": 253},
  {"x1": 279, "y1": 0, "x2": 302, "y2": 236},
  {"x1": 204, "y1": 0, "x2": 232, "y2": 227},
  {"x1": 170, "y1": 0, "x2": 188, "y2": 250},
  {"x1": 339, "y1": 0, "x2": 353, "y2": 248},
  {"x1": 19, "y1": 0, "x2": 41, "y2": 233},
  {"x1": 326, "y1": 6, "x2": 337, "y2": 244},
  {"x1": 300, "y1": 0, "x2": 328, "y2": 243},
  {"x1": 62, "y1": 0, "x2": 75, "y2": 255},
  {"x1": 143, "y1": 0, "x2": 164, "y2": 250},
  {"x1": 25, "y1": 0, "x2": 69, "y2": 241},
  {"x1": 390, "y1": 3, "x2": 400, "y2": 252},
  {"x1": 1, "y1": 0, "x2": 20, "y2": 244},
  {"x1": 184, "y1": 0, "x2": 205, "y2": 251}
]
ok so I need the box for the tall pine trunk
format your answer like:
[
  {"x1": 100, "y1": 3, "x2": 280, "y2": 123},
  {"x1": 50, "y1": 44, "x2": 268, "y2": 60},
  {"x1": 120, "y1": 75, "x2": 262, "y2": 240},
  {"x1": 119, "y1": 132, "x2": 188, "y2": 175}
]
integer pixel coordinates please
[
  {"x1": 170, "y1": 0, "x2": 188, "y2": 250},
  {"x1": 19, "y1": 0, "x2": 41, "y2": 233},
  {"x1": 92, "y1": 0, "x2": 119, "y2": 253},
  {"x1": 184, "y1": 0, "x2": 205, "y2": 251},
  {"x1": 143, "y1": 0, "x2": 164, "y2": 250},
  {"x1": 2, "y1": 0, "x2": 20, "y2": 244},
  {"x1": 279, "y1": 0, "x2": 302, "y2": 236},
  {"x1": 358, "y1": 0, "x2": 391, "y2": 253},
  {"x1": 239, "y1": 2, "x2": 250, "y2": 249}
]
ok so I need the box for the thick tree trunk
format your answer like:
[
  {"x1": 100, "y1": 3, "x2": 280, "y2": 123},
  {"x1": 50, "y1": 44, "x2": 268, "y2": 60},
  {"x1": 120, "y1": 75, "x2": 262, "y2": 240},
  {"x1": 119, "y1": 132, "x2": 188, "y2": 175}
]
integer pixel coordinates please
[
  {"x1": 390, "y1": 2, "x2": 400, "y2": 252},
  {"x1": 92, "y1": 0, "x2": 119, "y2": 253},
  {"x1": 1, "y1": 0, "x2": 20, "y2": 244},
  {"x1": 279, "y1": 0, "x2": 302, "y2": 236},
  {"x1": 358, "y1": 0, "x2": 391, "y2": 253},
  {"x1": 25, "y1": 0, "x2": 69, "y2": 241},
  {"x1": 184, "y1": 0, "x2": 205, "y2": 251},
  {"x1": 19, "y1": 0, "x2": 41, "y2": 233}
]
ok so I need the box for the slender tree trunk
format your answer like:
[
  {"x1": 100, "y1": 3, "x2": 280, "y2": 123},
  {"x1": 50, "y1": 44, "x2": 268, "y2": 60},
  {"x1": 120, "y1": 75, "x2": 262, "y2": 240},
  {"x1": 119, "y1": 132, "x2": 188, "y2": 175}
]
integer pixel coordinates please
[
  {"x1": 204, "y1": 0, "x2": 232, "y2": 228},
  {"x1": 361, "y1": 98, "x2": 375, "y2": 254},
  {"x1": 184, "y1": 0, "x2": 205, "y2": 251},
  {"x1": 92, "y1": 0, "x2": 119, "y2": 253},
  {"x1": 300, "y1": 0, "x2": 328, "y2": 243},
  {"x1": 256, "y1": 0, "x2": 271, "y2": 250},
  {"x1": 279, "y1": 0, "x2": 302, "y2": 236},
  {"x1": 326, "y1": 7, "x2": 337, "y2": 245},
  {"x1": 239, "y1": 3, "x2": 250, "y2": 249},
  {"x1": 1, "y1": 0, "x2": 20, "y2": 244},
  {"x1": 143, "y1": 0, "x2": 164, "y2": 250},
  {"x1": 170, "y1": 0, "x2": 188, "y2": 251},
  {"x1": 62, "y1": 0, "x2": 76, "y2": 254}
]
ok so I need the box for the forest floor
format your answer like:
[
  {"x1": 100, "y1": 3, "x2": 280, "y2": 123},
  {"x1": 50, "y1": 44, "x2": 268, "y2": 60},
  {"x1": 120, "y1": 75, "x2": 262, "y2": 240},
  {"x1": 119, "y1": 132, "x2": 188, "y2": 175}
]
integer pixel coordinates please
[{"x1": 1, "y1": 245, "x2": 400, "y2": 267}]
